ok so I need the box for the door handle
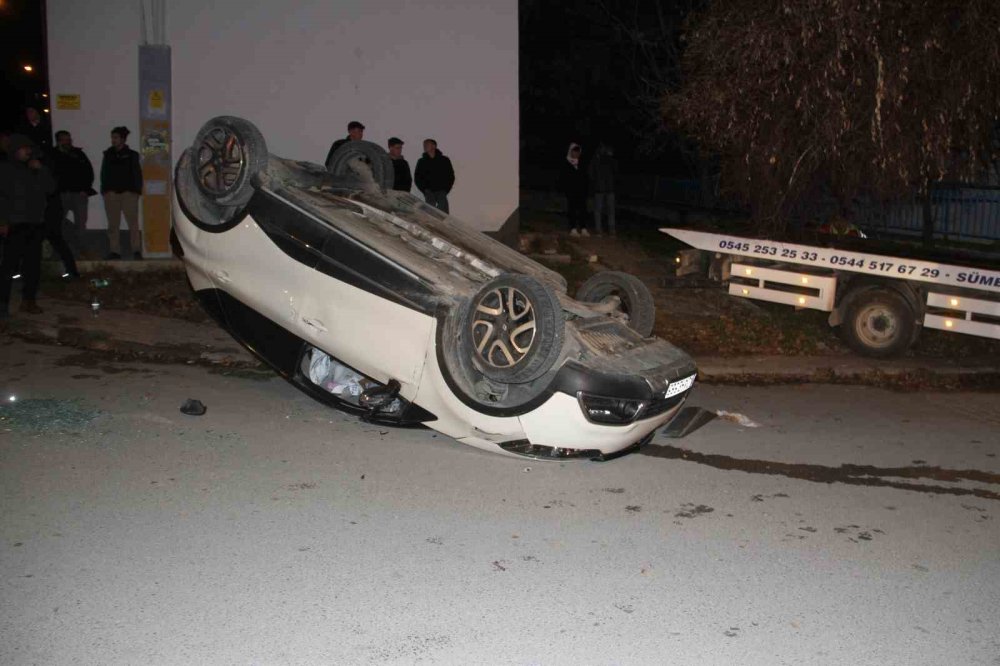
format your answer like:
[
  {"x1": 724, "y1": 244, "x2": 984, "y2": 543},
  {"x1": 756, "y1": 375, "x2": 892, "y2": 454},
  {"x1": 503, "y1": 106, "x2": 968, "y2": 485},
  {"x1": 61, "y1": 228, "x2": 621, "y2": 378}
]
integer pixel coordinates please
[{"x1": 302, "y1": 317, "x2": 328, "y2": 333}]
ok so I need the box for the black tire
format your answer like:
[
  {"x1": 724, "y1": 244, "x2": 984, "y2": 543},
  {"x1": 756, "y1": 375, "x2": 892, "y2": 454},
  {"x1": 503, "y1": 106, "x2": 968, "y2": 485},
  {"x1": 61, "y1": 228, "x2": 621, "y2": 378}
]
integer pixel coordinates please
[
  {"x1": 839, "y1": 287, "x2": 916, "y2": 358},
  {"x1": 463, "y1": 274, "x2": 565, "y2": 384},
  {"x1": 575, "y1": 271, "x2": 656, "y2": 337},
  {"x1": 326, "y1": 140, "x2": 394, "y2": 190},
  {"x1": 191, "y1": 116, "x2": 268, "y2": 207}
]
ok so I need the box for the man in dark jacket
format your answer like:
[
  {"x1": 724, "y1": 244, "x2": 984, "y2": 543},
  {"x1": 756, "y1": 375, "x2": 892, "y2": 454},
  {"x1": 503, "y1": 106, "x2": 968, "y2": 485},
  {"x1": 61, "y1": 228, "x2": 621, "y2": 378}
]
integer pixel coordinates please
[
  {"x1": 0, "y1": 135, "x2": 56, "y2": 319},
  {"x1": 100, "y1": 126, "x2": 143, "y2": 259},
  {"x1": 16, "y1": 107, "x2": 52, "y2": 157},
  {"x1": 414, "y1": 139, "x2": 455, "y2": 213},
  {"x1": 588, "y1": 143, "x2": 617, "y2": 237},
  {"x1": 560, "y1": 143, "x2": 588, "y2": 236},
  {"x1": 387, "y1": 137, "x2": 412, "y2": 192},
  {"x1": 52, "y1": 130, "x2": 95, "y2": 254},
  {"x1": 325, "y1": 121, "x2": 365, "y2": 170}
]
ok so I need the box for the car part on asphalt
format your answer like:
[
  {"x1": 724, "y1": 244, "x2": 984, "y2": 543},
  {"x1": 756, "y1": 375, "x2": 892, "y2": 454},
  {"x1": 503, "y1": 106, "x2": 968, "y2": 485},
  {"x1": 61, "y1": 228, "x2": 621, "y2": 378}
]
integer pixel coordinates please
[
  {"x1": 575, "y1": 271, "x2": 656, "y2": 337},
  {"x1": 660, "y1": 406, "x2": 718, "y2": 438},
  {"x1": 180, "y1": 399, "x2": 207, "y2": 416}
]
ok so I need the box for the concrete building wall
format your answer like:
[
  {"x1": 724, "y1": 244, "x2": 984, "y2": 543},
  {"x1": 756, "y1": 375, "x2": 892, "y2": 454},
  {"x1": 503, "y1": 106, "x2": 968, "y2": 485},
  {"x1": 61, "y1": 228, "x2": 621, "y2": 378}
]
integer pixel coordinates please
[{"x1": 47, "y1": 0, "x2": 518, "y2": 233}]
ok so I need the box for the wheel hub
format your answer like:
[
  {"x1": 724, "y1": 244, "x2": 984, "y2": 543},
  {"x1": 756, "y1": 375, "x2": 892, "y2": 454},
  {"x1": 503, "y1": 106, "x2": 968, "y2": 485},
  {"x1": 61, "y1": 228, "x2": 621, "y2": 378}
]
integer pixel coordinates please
[
  {"x1": 471, "y1": 287, "x2": 536, "y2": 369},
  {"x1": 196, "y1": 126, "x2": 245, "y2": 196},
  {"x1": 857, "y1": 304, "x2": 898, "y2": 346}
]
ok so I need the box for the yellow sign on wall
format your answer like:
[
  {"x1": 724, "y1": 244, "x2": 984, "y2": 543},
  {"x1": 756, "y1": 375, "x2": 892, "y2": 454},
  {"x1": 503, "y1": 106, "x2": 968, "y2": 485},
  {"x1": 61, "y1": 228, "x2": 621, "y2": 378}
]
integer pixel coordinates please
[
  {"x1": 149, "y1": 90, "x2": 164, "y2": 110},
  {"x1": 56, "y1": 94, "x2": 80, "y2": 110}
]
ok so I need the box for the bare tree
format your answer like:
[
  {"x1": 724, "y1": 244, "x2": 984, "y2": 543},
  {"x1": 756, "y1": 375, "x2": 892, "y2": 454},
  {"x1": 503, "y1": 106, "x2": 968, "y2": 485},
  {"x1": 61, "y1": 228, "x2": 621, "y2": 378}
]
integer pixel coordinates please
[{"x1": 664, "y1": 0, "x2": 1000, "y2": 234}]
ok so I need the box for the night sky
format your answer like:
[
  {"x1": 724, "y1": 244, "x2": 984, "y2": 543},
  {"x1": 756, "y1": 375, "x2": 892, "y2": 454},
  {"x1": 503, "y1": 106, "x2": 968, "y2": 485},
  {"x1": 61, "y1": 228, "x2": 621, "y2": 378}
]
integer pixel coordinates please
[{"x1": 0, "y1": 0, "x2": 49, "y2": 131}]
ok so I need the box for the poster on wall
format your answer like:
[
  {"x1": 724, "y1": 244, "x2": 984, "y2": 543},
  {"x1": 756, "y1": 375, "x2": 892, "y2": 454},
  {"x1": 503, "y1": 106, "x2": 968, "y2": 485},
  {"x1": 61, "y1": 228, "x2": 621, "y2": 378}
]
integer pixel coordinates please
[
  {"x1": 56, "y1": 94, "x2": 81, "y2": 110},
  {"x1": 139, "y1": 44, "x2": 171, "y2": 256}
]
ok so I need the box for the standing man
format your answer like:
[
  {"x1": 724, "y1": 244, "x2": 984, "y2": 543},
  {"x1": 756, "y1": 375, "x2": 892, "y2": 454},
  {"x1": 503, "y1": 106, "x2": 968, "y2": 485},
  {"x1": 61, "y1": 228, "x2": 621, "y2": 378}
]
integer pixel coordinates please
[
  {"x1": 588, "y1": 143, "x2": 618, "y2": 237},
  {"x1": 100, "y1": 126, "x2": 143, "y2": 260},
  {"x1": 387, "y1": 137, "x2": 411, "y2": 192},
  {"x1": 325, "y1": 121, "x2": 365, "y2": 170},
  {"x1": 0, "y1": 135, "x2": 55, "y2": 320},
  {"x1": 52, "y1": 130, "x2": 95, "y2": 255},
  {"x1": 16, "y1": 107, "x2": 52, "y2": 156},
  {"x1": 414, "y1": 139, "x2": 455, "y2": 213},
  {"x1": 561, "y1": 143, "x2": 588, "y2": 237}
]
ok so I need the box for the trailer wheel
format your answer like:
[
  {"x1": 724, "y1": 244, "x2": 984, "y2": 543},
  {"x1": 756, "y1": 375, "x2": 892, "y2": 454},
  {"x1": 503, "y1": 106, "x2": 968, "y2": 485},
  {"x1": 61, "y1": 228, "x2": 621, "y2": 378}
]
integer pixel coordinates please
[{"x1": 839, "y1": 288, "x2": 916, "y2": 358}]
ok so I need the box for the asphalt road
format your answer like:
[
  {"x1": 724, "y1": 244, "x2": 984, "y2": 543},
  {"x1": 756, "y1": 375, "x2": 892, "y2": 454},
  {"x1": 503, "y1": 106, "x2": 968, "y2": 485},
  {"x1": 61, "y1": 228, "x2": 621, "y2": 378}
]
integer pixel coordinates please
[{"x1": 2, "y1": 340, "x2": 998, "y2": 665}]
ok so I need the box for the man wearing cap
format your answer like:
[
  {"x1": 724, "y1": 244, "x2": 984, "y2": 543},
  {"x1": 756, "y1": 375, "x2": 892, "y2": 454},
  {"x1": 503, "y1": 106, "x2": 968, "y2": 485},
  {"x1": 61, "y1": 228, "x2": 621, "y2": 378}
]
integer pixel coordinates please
[
  {"x1": 325, "y1": 121, "x2": 365, "y2": 170},
  {"x1": 0, "y1": 134, "x2": 56, "y2": 320},
  {"x1": 387, "y1": 137, "x2": 412, "y2": 192}
]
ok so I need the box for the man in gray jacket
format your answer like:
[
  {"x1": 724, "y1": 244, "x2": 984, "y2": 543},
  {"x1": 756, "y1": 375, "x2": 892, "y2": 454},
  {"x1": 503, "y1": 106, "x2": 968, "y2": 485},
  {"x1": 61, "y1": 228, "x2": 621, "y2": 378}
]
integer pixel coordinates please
[{"x1": 0, "y1": 134, "x2": 56, "y2": 320}]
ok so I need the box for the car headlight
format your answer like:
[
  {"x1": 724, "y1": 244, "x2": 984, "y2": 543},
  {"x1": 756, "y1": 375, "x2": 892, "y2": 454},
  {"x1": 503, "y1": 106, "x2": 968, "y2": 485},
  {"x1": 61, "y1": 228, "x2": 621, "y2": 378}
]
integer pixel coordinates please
[{"x1": 577, "y1": 392, "x2": 645, "y2": 425}]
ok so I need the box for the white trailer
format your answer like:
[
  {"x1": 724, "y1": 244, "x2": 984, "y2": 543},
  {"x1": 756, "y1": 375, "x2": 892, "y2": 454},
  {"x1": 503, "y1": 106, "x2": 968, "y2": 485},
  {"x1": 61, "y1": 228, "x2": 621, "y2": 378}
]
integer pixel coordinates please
[{"x1": 661, "y1": 228, "x2": 1000, "y2": 357}]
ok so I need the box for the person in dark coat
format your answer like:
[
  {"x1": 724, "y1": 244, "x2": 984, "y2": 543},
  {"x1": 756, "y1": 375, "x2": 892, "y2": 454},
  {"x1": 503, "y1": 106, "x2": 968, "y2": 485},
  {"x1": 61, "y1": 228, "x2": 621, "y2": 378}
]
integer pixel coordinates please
[
  {"x1": 387, "y1": 137, "x2": 412, "y2": 192},
  {"x1": 0, "y1": 134, "x2": 56, "y2": 319},
  {"x1": 100, "y1": 126, "x2": 143, "y2": 259},
  {"x1": 41, "y1": 173, "x2": 79, "y2": 279},
  {"x1": 52, "y1": 130, "x2": 95, "y2": 255},
  {"x1": 560, "y1": 143, "x2": 588, "y2": 236},
  {"x1": 588, "y1": 142, "x2": 618, "y2": 237},
  {"x1": 17, "y1": 112, "x2": 79, "y2": 274},
  {"x1": 16, "y1": 107, "x2": 52, "y2": 157},
  {"x1": 325, "y1": 121, "x2": 365, "y2": 170},
  {"x1": 414, "y1": 139, "x2": 455, "y2": 213}
]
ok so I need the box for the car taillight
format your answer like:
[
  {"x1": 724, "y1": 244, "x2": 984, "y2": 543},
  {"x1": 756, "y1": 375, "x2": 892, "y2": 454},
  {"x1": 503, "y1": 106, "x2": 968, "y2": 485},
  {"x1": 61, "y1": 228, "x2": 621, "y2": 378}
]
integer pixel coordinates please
[{"x1": 577, "y1": 392, "x2": 645, "y2": 425}]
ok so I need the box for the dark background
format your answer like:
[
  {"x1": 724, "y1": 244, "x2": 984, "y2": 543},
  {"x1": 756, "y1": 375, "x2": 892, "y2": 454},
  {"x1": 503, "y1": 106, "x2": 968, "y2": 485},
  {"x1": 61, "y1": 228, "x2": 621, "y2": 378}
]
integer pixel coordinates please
[{"x1": 0, "y1": 0, "x2": 49, "y2": 132}]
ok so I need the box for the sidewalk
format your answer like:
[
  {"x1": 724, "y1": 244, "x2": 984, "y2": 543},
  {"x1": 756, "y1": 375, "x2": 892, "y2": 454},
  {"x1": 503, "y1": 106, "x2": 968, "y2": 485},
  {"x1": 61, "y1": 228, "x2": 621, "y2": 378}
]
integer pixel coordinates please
[
  {"x1": 6, "y1": 299, "x2": 998, "y2": 387},
  {"x1": 696, "y1": 353, "x2": 1000, "y2": 384},
  {"x1": 5, "y1": 299, "x2": 254, "y2": 368}
]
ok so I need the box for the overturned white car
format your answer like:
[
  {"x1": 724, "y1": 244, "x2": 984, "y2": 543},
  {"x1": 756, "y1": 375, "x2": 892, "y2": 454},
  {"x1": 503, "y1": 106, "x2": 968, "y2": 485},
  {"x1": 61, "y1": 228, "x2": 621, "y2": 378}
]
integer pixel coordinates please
[{"x1": 171, "y1": 116, "x2": 697, "y2": 460}]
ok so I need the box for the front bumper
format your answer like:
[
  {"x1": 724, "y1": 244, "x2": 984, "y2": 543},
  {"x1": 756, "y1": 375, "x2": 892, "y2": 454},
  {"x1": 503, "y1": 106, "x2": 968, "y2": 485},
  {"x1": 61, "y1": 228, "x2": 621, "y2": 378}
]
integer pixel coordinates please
[{"x1": 512, "y1": 388, "x2": 691, "y2": 458}]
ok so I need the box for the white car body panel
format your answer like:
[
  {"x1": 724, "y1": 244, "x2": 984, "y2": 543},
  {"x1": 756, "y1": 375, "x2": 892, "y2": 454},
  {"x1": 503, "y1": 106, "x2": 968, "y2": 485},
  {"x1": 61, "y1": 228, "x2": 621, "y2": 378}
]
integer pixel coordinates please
[{"x1": 518, "y1": 392, "x2": 678, "y2": 451}]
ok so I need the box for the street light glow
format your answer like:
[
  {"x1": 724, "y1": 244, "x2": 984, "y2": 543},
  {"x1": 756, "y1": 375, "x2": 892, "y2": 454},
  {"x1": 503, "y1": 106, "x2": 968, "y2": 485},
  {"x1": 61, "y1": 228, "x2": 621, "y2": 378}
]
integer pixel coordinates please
[{"x1": 23, "y1": 64, "x2": 33, "y2": 72}]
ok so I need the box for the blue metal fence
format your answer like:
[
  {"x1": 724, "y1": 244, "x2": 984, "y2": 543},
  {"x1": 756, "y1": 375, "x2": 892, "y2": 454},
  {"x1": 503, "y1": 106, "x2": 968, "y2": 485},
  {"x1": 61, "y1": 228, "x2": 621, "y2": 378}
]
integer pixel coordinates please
[{"x1": 862, "y1": 186, "x2": 1000, "y2": 242}]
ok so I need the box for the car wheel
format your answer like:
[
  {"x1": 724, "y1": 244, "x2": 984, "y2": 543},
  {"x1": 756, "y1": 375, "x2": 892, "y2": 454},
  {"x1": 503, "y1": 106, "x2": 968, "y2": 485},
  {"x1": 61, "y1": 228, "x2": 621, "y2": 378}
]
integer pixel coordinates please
[
  {"x1": 464, "y1": 274, "x2": 565, "y2": 384},
  {"x1": 575, "y1": 271, "x2": 656, "y2": 337},
  {"x1": 192, "y1": 116, "x2": 268, "y2": 207},
  {"x1": 839, "y1": 287, "x2": 916, "y2": 357},
  {"x1": 326, "y1": 140, "x2": 395, "y2": 190}
]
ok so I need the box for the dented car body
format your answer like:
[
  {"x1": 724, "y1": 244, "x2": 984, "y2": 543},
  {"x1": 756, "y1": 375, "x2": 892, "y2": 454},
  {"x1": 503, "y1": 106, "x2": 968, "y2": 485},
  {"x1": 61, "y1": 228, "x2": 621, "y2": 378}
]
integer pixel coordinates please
[{"x1": 172, "y1": 116, "x2": 697, "y2": 460}]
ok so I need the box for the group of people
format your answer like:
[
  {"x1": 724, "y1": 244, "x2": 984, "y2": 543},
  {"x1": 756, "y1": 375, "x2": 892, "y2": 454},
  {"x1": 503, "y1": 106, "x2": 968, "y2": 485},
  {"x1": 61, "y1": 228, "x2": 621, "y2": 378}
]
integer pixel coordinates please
[
  {"x1": 324, "y1": 120, "x2": 456, "y2": 213},
  {"x1": 0, "y1": 105, "x2": 145, "y2": 322},
  {"x1": 561, "y1": 142, "x2": 618, "y2": 237}
]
